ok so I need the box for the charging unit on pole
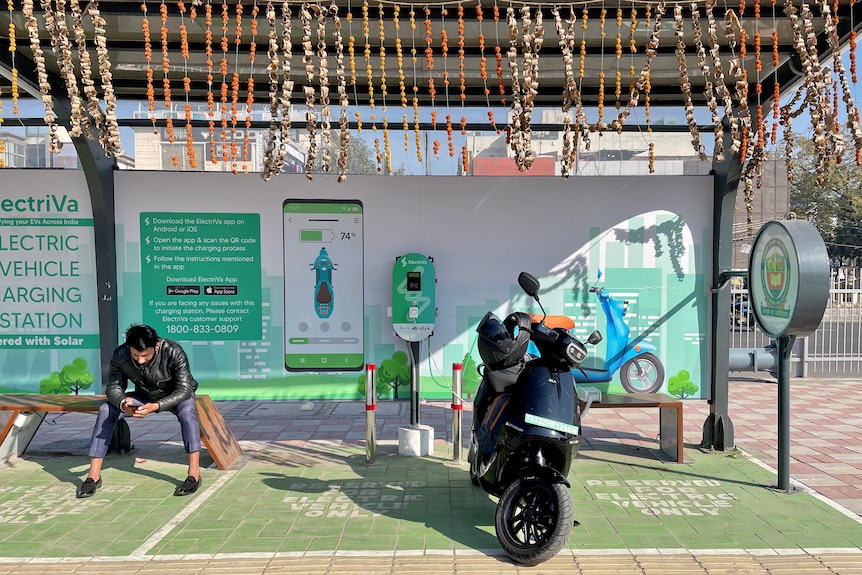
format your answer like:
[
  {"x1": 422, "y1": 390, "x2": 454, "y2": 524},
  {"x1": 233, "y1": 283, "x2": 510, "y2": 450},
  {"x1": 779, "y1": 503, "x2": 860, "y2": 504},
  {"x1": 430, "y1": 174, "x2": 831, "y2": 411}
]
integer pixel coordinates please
[{"x1": 392, "y1": 253, "x2": 436, "y2": 456}]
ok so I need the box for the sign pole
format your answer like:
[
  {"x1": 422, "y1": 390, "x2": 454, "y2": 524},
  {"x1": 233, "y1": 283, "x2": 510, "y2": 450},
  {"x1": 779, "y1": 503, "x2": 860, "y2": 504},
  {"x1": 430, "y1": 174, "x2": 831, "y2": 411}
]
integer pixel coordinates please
[{"x1": 776, "y1": 335, "x2": 794, "y2": 491}]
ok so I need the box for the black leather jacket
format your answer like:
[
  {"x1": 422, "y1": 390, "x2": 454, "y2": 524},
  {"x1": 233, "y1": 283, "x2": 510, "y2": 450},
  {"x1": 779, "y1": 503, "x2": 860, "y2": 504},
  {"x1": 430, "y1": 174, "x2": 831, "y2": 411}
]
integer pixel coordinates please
[{"x1": 106, "y1": 338, "x2": 199, "y2": 412}]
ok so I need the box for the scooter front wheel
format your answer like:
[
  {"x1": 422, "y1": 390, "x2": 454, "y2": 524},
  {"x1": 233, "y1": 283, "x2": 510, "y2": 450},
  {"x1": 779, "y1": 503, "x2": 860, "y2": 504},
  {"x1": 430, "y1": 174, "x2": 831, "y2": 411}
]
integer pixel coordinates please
[
  {"x1": 494, "y1": 476, "x2": 573, "y2": 566},
  {"x1": 620, "y1": 352, "x2": 665, "y2": 393}
]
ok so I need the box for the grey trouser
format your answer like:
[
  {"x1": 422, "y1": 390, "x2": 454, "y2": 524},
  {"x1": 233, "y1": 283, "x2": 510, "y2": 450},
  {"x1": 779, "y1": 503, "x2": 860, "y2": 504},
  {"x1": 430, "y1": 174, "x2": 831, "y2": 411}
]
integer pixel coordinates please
[{"x1": 88, "y1": 393, "x2": 201, "y2": 458}]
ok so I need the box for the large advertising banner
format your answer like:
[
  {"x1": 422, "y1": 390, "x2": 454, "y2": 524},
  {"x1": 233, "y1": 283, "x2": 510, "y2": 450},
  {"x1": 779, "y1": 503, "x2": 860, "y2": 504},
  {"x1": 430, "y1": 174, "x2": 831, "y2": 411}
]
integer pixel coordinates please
[
  {"x1": 111, "y1": 171, "x2": 713, "y2": 402},
  {"x1": 0, "y1": 172, "x2": 100, "y2": 394}
]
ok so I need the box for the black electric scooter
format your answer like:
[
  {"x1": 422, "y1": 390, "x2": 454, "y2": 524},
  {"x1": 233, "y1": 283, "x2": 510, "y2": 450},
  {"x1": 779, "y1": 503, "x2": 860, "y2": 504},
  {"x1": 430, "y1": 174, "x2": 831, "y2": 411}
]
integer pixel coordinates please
[{"x1": 468, "y1": 272, "x2": 601, "y2": 566}]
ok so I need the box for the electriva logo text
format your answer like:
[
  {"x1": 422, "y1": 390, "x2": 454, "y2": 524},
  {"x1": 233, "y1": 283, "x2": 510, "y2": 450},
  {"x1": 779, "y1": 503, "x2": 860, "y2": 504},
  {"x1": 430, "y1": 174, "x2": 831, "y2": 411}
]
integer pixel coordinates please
[{"x1": 0, "y1": 194, "x2": 80, "y2": 214}]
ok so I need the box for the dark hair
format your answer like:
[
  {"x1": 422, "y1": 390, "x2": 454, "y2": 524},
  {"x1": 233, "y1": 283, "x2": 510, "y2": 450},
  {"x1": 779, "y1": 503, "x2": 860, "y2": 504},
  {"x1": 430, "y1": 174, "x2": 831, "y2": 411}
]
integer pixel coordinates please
[{"x1": 125, "y1": 324, "x2": 159, "y2": 351}]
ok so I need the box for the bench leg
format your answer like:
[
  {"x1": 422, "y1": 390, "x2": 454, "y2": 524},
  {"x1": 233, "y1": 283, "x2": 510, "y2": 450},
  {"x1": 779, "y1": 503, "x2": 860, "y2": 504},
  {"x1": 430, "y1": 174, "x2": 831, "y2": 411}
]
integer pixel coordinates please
[
  {"x1": 659, "y1": 405, "x2": 684, "y2": 463},
  {"x1": 196, "y1": 396, "x2": 243, "y2": 470}
]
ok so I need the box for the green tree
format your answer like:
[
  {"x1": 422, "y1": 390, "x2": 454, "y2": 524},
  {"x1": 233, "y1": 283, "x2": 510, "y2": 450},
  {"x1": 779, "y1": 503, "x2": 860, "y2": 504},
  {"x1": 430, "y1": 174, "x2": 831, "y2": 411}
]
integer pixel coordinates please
[
  {"x1": 784, "y1": 132, "x2": 862, "y2": 265},
  {"x1": 39, "y1": 357, "x2": 95, "y2": 395}
]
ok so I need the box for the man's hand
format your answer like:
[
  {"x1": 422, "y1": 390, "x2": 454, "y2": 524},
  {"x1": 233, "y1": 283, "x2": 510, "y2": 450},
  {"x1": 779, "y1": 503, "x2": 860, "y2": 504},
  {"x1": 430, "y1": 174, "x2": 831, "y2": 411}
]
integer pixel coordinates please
[
  {"x1": 132, "y1": 402, "x2": 158, "y2": 417},
  {"x1": 121, "y1": 399, "x2": 137, "y2": 417}
]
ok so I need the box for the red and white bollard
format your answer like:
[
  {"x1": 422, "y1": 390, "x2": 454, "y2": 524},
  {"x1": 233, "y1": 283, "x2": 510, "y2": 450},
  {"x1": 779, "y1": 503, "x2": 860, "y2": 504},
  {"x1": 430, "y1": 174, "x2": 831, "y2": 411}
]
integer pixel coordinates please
[
  {"x1": 365, "y1": 363, "x2": 377, "y2": 464},
  {"x1": 451, "y1": 363, "x2": 463, "y2": 463}
]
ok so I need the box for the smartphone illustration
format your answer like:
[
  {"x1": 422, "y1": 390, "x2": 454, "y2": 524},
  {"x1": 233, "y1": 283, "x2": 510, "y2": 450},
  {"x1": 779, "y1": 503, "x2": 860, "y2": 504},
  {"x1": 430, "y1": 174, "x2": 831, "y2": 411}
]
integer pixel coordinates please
[{"x1": 283, "y1": 200, "x2": 364, "y2": 371}]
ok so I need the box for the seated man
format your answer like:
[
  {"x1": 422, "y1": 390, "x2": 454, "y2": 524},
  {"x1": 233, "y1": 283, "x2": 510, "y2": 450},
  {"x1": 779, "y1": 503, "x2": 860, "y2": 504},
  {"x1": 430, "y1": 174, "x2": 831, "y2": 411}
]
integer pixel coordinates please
[{"x1": 77, "y1": 324, "x2": 202, "y2": 498}]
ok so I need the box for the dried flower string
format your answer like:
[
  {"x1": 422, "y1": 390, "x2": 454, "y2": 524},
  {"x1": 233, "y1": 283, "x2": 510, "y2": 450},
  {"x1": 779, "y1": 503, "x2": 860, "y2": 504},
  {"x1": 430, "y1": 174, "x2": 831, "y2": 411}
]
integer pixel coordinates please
[
  {"x1": 23, "y1": 0, "x2": 60, "y2": 153},
  {"x1": 8, "y1": 0, "x2": 19, "y2": 116},
  {"x1": 318, "y1": 4, "x2": 333, "y2": 175},
  {"x1": 229, "y1": 1, "x2": 243, "y2": 173},
  {"x1": 179, "y1": 1, "x2": 197, "y2": 169},
  {"x1": 89, "y1": 1, "x2": 123, "y2": 156},
  {"x1": 261, "y1": 0, "x2": 280, "y2": 180},
  {"x1": 379, "y1": 2, "x2": 388, "y2": 110},
  {"x1": 409, "y1": 5, "x2": 423, "y2": 164},
  {"x1": 46, "y1": 0, "x2": 87, "y2": 138},
  {"x1": 244, "y1": 2, "x2": 260, "y2": 173},
  {"x1": 160, "y1": 0, "x2": 176, "y2": 166},
  {"x1": 301, "y1": 4, "x2": 318, "y2": 179},
  {"x1": 333, "y1": 3, "x2": 350, "y2": 182},
  {"x1": 219, "y1": 0, "x2": 230, "y2": 165},
  {"x1": 205, "y1": 2, "x2": 217, "y2": 163},
  {"x1": 674, "y1": 4, "x2": 705, "y2": 159}
]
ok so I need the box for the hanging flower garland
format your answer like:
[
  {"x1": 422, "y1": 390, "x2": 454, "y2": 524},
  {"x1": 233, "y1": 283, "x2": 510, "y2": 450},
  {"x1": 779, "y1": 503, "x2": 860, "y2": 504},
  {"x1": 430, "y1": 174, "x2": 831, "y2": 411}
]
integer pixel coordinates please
[
  {"x1": 317, "y1": 4, "x2": 333, "y2": 174},
  {"x1": 301, "y1": 3, "x2": 318, "y2": 179},
  {"x1": 724, "y1": 10, "x2": 751, "y2": 159},
  {"x1": 229, "y1": 0, "x2": 243, "y2": 173},
  {"x1": 277, "y1": 0, "x2": 295, "y2": 172},
  {"x1": 204, "y1": 2, "x2": 217, "y2": 163},
  {"x1": 261, "y1": 0, "x2": 281, "y2": 180},
  {"x1": 69, "y1": 0, "x2": 105, "y2": 142},
  {"x1": 446, "y1": 113, "x2": 454, "y2": 157},
  {"x1": 607, "y1": 1, "x2": 664, "y2": 142},
  {"x1": 424, "y1": 6, "x2": 436, "y2": 104},
  {"x1": 89, "y1": 1, "x2": 123, "y2": 156},
  {"x1": 160, "y1": 0, "x2": 175, "y2": 154},
  {"x1": 691, "y1": 4, "x2": 722, "y2": 160},
  {"x1": 142, "y1": 3, "x2": 157, "y2": 132},
  {"x1": 378, "y1": 1, "x2": 388, "y2": 108},
  {"x1": 179, "y1": 1, "x2": 197, "y2": 169},
  {"x1": 506, "y1": 6, "x2": 524, "y2": 167},
  {"x1": 553, "y1": 5, "x2": 577, "y2": 178},
  {"x1": 458, "y1": 3, "x2": 466, "y2": 101},
  {"x1": 219, "y1": 0, "x2": 230, "y2": 164},
  {"x1": 410, "y1": 6, "x2": 423, "y2": 163},
  {"x1": 820, "y1": 0, "x2": 862, "y2": 162},
  {"x1": 47, "y1": 0, "x2": 88, "y2": 138},
  {"x1": 363, "y1": 0, "x2": 375, "y2": 108},
  {"x1": 383, "y1": 117, "x2": 392, "y2": 173},
  {"x1": 394, "y1": 5, "x2": 407, "y2": 108},
  {"x1": 244, "y1": 2, "x2": 260, "y2": 174},
  {"x1": 440, "y1": 8, "x2": 450, "y2": 99},
  {"x1": 706, "y1": 0, "x2": 736, "y2": 160},
  {"x1": 333, "y1": 2, "x2": 351, "y2": 183},
  {"x1": 8, "y1": 0, "x2": 19, "y2": 116},
  {"x1": 23, "y1": 0, "x2": 60, "y2": 153},
  {"x1": 674, "y1": 5, "x2": 705, "y2": 159},
  {"x1": 493, "y1": 2, "x2": 505, "y2": 103}
]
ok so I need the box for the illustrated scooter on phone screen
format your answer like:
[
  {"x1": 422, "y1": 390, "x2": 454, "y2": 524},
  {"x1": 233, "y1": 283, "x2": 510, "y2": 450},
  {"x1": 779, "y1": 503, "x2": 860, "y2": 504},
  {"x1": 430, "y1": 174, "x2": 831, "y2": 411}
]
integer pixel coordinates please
[{"x1": 283, "y1": 200, "x2": 364, "y2": 371}]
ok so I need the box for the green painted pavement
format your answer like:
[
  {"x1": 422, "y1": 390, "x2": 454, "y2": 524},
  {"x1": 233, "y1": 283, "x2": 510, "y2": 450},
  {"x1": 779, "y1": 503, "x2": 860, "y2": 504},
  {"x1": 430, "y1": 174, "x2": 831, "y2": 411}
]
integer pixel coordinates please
[{"x1": 1, "y1": 442, "x2": 861, "y2": 559}]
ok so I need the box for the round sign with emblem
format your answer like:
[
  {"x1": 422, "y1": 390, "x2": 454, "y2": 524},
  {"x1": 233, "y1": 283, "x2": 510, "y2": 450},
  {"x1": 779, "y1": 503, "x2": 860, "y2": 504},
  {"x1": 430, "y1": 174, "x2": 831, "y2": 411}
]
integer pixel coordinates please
[{"x1": 748, "y1": 220, "x2": 829, "y2": 338}]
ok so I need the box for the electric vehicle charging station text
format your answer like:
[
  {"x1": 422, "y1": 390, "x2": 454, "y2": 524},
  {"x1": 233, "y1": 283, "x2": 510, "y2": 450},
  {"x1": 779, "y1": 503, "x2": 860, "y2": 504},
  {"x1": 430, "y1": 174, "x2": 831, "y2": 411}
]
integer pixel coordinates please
[{"x1": 393, "y1": 254, "x2": 436, "y2": 454}]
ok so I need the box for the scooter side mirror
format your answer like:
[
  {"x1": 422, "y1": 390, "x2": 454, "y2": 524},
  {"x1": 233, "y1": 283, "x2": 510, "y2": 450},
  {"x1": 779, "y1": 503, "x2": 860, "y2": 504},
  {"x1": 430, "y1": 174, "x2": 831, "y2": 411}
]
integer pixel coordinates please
[
  {"x1": 587, "y1": 330, "x2": 602, "y2": 345},
  {"x1": 517, "y1": 272, "x2": 541, "y2": 299}
]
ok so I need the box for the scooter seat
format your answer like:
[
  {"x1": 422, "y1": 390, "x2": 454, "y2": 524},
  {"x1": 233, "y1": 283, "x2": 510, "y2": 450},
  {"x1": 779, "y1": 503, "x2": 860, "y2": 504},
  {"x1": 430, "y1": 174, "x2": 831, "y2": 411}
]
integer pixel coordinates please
[{"x1": 529, "y1": 314, "x2": 575, "y2": 330}]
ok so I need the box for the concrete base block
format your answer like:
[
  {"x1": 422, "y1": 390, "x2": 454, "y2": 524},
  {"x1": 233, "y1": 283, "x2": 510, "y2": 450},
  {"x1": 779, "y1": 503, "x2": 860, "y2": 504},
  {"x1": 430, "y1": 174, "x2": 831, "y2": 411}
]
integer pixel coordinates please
[{"x1": 398, "y1": 424, "x2": 434, "y2": 457}]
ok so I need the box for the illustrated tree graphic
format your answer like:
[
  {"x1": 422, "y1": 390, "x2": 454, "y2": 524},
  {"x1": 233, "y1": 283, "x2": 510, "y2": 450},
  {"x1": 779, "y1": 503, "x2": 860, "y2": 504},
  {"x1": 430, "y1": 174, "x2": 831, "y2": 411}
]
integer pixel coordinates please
[
  {"x1": 357, "y1": 350, "x2": 411, "y2": 399},
  {"x1": 40, "y1": 357, "x2": 95, "y2": 395},
  {"x1": 461, "y1": 352, "x2": 480, "y2": 398},
  {"x1": 667, "y1": 369, "x2": 699, "y2": 399}
]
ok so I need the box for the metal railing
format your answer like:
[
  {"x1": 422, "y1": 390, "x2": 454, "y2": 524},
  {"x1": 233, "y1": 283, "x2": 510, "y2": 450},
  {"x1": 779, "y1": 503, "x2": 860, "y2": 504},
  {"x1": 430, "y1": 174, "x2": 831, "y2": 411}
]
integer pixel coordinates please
[{"x1": 730, "y1": 275, "x2": 862, "y2": 377}]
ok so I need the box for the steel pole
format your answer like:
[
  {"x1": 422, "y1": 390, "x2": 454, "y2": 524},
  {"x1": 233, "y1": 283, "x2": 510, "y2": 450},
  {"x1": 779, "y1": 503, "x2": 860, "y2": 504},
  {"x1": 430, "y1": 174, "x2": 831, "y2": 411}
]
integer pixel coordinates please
[
  {"x1": 365, "y1": 363, "x2": 377, "y2": 464},
  {"x1": 451, "y1": 363, "x2": 463, "y2": 463}
]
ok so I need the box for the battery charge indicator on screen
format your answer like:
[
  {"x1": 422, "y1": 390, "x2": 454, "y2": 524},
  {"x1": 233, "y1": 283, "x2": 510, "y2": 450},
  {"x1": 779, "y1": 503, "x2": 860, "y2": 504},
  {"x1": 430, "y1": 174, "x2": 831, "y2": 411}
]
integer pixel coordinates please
[{"x1": 299, "y1": 229, "x2": 334, "y2": 242}]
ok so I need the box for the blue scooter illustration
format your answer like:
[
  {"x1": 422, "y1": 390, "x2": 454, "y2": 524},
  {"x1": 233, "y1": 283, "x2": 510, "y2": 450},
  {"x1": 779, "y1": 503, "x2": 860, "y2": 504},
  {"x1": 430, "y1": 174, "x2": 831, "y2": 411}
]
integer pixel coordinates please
[
  {"x1": 311, "y1": 247, "x2": 336, "y2": 318},
  {"x1": 575, "y1": 272, "x2": 664, "y2": 393}
]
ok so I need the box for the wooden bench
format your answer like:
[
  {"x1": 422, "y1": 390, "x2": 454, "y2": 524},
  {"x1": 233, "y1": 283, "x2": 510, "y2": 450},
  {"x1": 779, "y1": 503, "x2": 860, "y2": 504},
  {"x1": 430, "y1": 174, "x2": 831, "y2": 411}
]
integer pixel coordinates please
[
  {"x1": 0, "y1": 394, "x2": 243, "y2": 470},
  {"x1": 579, "y1": 391, "x2": 685, "y2": 463}
]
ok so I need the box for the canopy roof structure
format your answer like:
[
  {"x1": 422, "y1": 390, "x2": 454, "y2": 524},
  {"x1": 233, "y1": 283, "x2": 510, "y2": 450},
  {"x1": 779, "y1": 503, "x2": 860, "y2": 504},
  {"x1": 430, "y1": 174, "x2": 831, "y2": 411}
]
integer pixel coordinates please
[{"x1": 2, "y1": 0, "x2": 862, "y2": 174}]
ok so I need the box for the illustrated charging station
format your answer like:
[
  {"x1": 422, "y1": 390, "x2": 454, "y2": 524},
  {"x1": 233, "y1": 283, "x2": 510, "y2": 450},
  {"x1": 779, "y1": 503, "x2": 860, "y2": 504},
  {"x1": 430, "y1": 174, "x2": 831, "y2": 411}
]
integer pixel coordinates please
[{"x1": 392, "y1": 253, "x2": 436, "y2": 456}]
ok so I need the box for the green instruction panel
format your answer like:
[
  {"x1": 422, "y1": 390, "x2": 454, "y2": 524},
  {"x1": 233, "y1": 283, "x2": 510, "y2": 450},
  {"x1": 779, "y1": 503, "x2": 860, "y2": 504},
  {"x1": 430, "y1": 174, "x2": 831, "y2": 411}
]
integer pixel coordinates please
[{"x1": 140, "y1": 213, "x2": 262, "y2": 341}]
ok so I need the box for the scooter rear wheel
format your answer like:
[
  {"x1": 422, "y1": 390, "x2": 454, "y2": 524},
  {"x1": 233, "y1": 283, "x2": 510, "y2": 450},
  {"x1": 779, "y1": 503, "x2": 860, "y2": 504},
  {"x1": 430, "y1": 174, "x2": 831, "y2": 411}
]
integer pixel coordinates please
[
  {"x1": 620, "y1": 352, "x2": 665, "y2": 393},
  {"x1": 494, "y1": 476, "x2": 573, "y2": 566}
]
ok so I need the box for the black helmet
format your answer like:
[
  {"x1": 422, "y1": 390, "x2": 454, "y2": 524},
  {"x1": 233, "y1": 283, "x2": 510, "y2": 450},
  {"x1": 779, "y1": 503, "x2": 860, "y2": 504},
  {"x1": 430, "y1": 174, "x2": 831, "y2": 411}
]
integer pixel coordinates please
[{"x1": 476, "y1": 311, "x2": 531, "y2": 371}]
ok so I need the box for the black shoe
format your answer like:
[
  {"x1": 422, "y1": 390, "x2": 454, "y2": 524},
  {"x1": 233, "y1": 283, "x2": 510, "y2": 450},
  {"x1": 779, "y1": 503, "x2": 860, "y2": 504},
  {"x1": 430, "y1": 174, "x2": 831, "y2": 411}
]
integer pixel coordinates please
[
  {"x1": 77, "y1": 477, "x2": 102, "y2": 498},
  {"x1": 174, "y1": 475, "x2": 201, "y2": 496}
]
